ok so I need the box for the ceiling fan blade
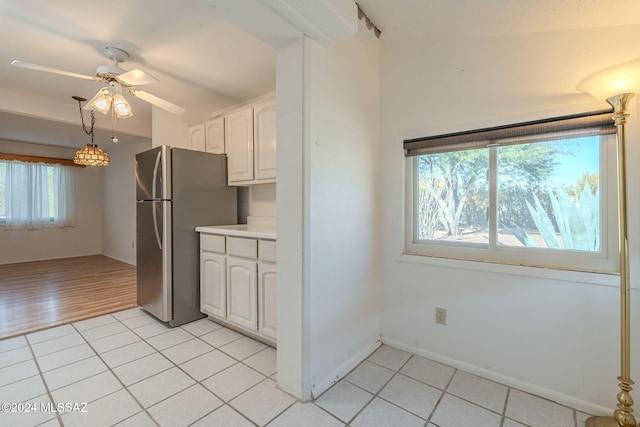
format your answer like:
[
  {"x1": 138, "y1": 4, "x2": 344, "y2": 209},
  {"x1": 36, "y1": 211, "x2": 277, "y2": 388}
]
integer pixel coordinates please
[
  {"x1": 11, "y1": 60, "x2": 98, "y2": 81},
  {"x1": 129, "y1": 89, "x2": 185, "y2": 115},
  {"x1": 116, "y1": 68, "x2": 159, "y2": 86}
]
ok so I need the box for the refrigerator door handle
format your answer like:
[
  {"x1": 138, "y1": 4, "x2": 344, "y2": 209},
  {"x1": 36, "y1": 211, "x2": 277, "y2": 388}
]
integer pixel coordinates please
[
  {"x1": 152, "y1": 201, "x2": 162, "y2": 250},
  {"x1": 151, "y1": 151, "x2": 163, "y2": 250},
  {"x1": 152, "y1": 151, "x2": 162, "y2": 200}
]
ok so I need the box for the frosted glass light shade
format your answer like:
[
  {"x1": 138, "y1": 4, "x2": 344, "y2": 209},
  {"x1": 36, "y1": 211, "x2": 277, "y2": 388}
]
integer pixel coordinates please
[
  {"x1": 577, "y1": 57, "x2": 640, "y2": 101},
  {"x1": 112, "y1": 93, "x2": 133, "y2": 118},
  {"x1": 86, "y1": 88, "x2": 112, "y2": 114}
]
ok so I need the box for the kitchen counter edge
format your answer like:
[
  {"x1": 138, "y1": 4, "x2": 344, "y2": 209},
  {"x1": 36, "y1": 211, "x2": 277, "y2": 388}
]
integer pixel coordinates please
[{"x1": 195, "y1": 225, "x2": 277, "y2": 240}]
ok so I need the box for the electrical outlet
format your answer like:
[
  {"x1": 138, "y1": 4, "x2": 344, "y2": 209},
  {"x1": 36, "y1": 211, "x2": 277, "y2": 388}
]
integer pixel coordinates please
[
  {"x1": 435, "y1": 307, "x2": 447, "y2": 325},
  {"x1": 131, "y1": 241, "x2": 135, "y2": 248}
]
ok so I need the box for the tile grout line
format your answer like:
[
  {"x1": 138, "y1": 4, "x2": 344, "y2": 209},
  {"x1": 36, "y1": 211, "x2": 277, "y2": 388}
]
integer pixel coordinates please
[
  {"x1": 34, "y1": 311, "x2": 193, "y2": 426},
  {"x1": 326, "y1": 348, "x2": 513, "y2": 427},
  {"x1": 176, "y1": 322, "x2": 284, "y2": 427},
  {"x1": 68, "y1": 317, "x2": 162, "y2": 427},
  {"x1": 342, "y1": 352, "x2": 487, "y2": 426},
  {"x1": 424, "y1": 362, "x2": 457, "y2": 426},
  {"x1": 6, "y1": 314, "x2": 587, "y2": 427},
  {"x1": 182, "y1": 324, "x2": 293, "y2": 427},
  {"x1": 123, "y1": 314, "x2": 272, "y2": 427},
  {"x1": 501, "y1": 387, "x2": 512, "y2": 427},
  {"x1": 102, "y1": 312, "x2": 257, "y2": 426},
  {"x1": 99, "y1": 313, "x2": 230, "y2": 426},
  {"x1": 2, "y1": 311, "x2": 251, "y2": 426},
  {"x1": 152, "y1": 326, "x2": 255, "y2": 425},
  {"x1": 95, "y1": 312, "x2": 251, "y2": 425},
  {"x1": 327, "y1": 352, "x2": 428, "y2": 426},
  {"x1": 25, "y1": 333, "x2": 64, "y2": 427}
]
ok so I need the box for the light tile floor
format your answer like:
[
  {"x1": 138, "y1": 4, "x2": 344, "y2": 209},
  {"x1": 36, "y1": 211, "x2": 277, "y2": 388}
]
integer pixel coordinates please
[{"x1": 0, "y1": 308, "x2": 592, "y2": 427}]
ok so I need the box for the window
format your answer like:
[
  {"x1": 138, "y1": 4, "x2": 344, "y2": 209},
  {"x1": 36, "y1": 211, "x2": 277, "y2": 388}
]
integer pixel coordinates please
[
  {"x1": 0, "y1": 159, "x2": 76, "y2": 230},
  {"x1": 404, "y1": 111, "x2": 617, "y2": 273}
]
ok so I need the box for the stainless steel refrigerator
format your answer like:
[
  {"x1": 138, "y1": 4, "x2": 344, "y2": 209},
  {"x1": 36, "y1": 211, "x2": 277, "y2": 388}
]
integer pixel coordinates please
[{"x1": 135, "y1": 145, "x2": 237, "y2": 327}]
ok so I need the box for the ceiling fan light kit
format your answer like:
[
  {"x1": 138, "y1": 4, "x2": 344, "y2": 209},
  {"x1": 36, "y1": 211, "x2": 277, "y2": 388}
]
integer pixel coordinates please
[{"x1": 87, "y1": 81, "x2": 133, "y2": 118}]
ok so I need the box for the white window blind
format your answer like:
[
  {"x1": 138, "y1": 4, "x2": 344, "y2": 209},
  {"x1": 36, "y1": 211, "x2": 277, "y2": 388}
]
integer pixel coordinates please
[{"x1": 404, "y1": 111, "x2": 615, "y2": 156}]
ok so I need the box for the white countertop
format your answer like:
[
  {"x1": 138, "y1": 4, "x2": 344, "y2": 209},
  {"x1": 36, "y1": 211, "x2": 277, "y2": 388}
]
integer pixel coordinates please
[{"x1": 195, "y1": 224, "x2": 276, "y2": 239}]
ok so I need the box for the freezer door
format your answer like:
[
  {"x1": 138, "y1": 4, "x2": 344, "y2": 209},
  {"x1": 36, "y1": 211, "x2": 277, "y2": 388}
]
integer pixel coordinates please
[
  {"x1": 135, "y1": 145, "x2": 171, "y2": 201},
  {"x1": 136, "y1": 200, "x2": 172, "y2": 322}
]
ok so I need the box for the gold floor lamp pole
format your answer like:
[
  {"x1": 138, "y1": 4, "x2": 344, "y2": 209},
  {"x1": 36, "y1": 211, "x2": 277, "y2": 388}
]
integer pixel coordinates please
[{"x1": 578, "y1": 58, "x2": 640, "y2": 427}]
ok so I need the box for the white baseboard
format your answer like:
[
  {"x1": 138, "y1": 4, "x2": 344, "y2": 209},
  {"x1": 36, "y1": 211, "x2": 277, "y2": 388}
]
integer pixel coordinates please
[
  {"x1": 381, "y1": 337, "x2": 611, "y2": 417},
  {"x1": 101, "y1": 253, "x2": 135, "y2": 266},
  {"x1": 310, "y1": 338, "x2": 382, "y2": 400}
]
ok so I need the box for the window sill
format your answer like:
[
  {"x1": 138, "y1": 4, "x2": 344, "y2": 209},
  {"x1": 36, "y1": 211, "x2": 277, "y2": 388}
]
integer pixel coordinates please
[{"x1": 398, "y1": 252, "x2": 620, "y2": 288}]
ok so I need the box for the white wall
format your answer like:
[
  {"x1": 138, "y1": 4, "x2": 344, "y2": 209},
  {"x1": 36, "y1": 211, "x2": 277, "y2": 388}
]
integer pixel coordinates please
[
  {"x1": 0, "y1": 140, "x2": 103, "y2": 264},
  {"x1": 152, "y1": 106, "x2": 189, "y2": 149},
  {"x1": 247, "y1": 183, "x2": 276, "y2": 218},
  {"x1": 306, "y1": 36, "x2": 380, "y2": 398},
  {"x1": 379, "y1": 25, "x2": 640, "y2": 414},
  {"x1": 102, "y1": 139, "x2": 152, "y2": 265},
  {"x1": 276, "y1": 38, "x2": 306, "y2": 399},
  {"x1": 277, "y1": 35, "x2": 380, "y2": 400}
]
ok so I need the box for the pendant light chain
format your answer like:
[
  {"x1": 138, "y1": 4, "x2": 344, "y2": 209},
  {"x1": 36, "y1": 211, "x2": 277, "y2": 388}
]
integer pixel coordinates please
[{"x1": 76, "y1": 98, "x2": 96, "y2": 145}]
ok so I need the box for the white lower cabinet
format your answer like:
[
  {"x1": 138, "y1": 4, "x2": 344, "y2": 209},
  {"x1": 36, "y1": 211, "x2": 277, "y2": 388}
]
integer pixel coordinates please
[
  {"x1": 258, "y1": 262, "x2": 277, "y2": 341},
  {"x1": 227, "y1": 257, "x2": 258, "y2": 331},
  {"x1": 200, "y1": 232, "x2": 276, "y2": 344},
  {"x1": 200, "y1": 252, "x2": 226, "y2": 319}
]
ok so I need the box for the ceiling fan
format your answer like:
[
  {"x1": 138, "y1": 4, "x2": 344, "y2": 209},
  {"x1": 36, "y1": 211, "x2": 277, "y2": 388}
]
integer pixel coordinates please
[{"x1": 11, "y1": 46, "x2": 185, "y2": 116}]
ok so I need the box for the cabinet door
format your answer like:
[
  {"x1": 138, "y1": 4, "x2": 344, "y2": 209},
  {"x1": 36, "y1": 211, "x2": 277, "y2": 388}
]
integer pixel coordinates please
[
  {"x1": 258, "y1": 262, "x2": 277, "y2": 341},
  {"x1": 188, "y1": 124, "x2": 205, "y2": 152},
  {"x1": 253, "y1": 98, "x2": 276, "y2": 181},
  {"x1": 200, "y1": 252, "x2": 226, "y2": 319},
  {"x1": 205, "y1": 116, "x2": 225, "y2": 154},
  {"x1": 227, "y1": 257, "x2": 257, "y2": 331},
  {"x1": 226, "y1": 107, "x2": 254, "y2": 183}
]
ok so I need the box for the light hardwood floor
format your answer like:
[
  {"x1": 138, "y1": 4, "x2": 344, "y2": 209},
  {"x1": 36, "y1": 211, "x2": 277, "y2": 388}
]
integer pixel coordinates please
[{"x1": 0, "y1": 255, "x2": 137, "y2": 340}]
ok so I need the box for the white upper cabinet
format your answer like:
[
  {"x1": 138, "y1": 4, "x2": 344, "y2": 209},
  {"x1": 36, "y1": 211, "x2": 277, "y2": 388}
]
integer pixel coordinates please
[
  {"x1": 226, "y1": 106, "x2": 255, "y2": 183},
  {"x1": 192, "y1": 94, "x2": 276, "y2": 185},
  {"x1": 189, "y1": 118, "x2": 225, "y2": 154},
  {"x1": 253, "y1": 97, "x2": 277, "y2": 181},
  {"x1": 188, "y1": 124, "x2": 205, "y2": 152},
  {"x1": 226, "y1": 95, "x2": 276, "y2": 186},
  {"x1": 205, "y1": 116, "x2": 225, "y2": 154}
]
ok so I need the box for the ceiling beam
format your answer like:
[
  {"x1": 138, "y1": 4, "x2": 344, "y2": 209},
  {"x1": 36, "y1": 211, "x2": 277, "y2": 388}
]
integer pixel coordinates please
[{"x1": 262, "y1": 0, "x2": 358, "y2": 47}]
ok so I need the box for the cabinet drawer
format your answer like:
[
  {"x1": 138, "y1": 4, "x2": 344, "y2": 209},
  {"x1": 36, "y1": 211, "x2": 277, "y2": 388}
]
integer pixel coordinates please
[
  {"x1": 227, "y1": 237, "x2": 258, "y2": 259},
  {"x1": 259, "y1": 240, "x2": 277, "y2": 263},
  {"x1": 201, "y1": 234, "x2": 225, "y2": 253}
]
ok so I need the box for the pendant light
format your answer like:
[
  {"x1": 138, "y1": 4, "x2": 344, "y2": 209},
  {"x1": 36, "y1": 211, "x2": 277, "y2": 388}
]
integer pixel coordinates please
[{"x1": 72, "y1": 96, "x2": 110, "y2": 166}]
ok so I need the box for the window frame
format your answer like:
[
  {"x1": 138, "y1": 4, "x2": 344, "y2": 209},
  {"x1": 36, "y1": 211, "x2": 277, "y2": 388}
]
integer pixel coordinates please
[{"x1": 404, "y1": 123, "x2": 619, "y2": 274}]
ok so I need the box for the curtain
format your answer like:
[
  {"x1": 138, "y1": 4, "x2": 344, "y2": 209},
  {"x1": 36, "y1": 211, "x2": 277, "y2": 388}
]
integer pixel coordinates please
[
  {"x1": 52, "y1": 164, "x2": 76, "y2": 227},
  {"x1": 4, "y1": 160, "x2": 76, "y2": 230}
]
